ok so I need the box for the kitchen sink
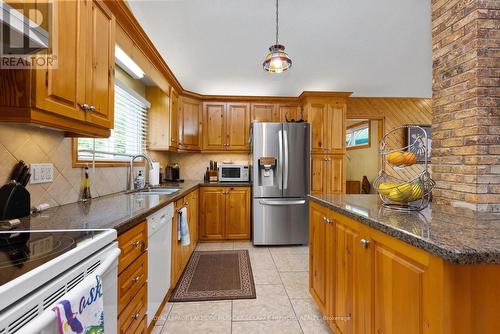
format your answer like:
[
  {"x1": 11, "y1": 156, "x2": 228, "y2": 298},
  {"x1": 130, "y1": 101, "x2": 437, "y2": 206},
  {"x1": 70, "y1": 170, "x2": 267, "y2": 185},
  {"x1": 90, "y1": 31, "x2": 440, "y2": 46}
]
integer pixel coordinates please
[{"x1": 132, "y1": 188, "x2": 181, "y2": 195}]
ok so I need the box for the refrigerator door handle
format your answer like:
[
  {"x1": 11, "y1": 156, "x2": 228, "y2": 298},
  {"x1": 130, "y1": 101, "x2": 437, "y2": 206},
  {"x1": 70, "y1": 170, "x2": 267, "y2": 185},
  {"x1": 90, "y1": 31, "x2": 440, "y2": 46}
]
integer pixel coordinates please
[
  {"x1": 283, "y1": 129, "x2": 289, "y2": 190},
  {"x1": 278, "y1": 130, "x2": 283, "y2": 190},
  {"x1": 259, "y1": 199, "x2": 306, "y2": 206}
]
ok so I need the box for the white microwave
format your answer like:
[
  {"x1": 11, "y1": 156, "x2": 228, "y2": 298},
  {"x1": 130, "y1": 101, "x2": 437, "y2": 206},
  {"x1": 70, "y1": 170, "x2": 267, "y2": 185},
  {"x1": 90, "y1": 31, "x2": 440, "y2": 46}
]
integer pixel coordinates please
[{"x1": 219, "y1": 164, "x2": 249, "y2": 182}]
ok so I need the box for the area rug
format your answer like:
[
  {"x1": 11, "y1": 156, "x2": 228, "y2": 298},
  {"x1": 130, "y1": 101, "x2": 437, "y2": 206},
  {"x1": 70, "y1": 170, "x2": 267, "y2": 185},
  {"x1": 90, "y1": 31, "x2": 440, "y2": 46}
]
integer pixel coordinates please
[{"x1": 170, "y1": 250, "x2": 256, "y2": 302}]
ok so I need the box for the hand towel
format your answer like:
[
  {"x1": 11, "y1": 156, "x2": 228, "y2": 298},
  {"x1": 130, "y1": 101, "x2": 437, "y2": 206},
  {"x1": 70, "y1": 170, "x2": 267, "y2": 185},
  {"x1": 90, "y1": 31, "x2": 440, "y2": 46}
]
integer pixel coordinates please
[
  {"x1": 52, "y1": 274, "x2": 104, "y2": 334},
  {"x1": 178, "y1": 207, "x2": 190, "y2": 246}
]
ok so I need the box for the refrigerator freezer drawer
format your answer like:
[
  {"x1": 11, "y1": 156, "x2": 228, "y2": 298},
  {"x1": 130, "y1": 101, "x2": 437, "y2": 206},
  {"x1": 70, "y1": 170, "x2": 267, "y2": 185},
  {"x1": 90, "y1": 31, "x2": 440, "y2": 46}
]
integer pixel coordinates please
[{"x1": 253, "y1": 198, "x2": 309, "y2": 245}]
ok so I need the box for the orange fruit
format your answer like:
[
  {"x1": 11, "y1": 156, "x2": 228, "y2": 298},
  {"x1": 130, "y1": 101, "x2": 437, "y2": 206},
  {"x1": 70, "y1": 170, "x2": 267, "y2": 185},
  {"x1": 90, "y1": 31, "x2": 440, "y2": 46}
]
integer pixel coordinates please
[{"x1": 386, "y1": 151, "x2": 405, "y2": 166}]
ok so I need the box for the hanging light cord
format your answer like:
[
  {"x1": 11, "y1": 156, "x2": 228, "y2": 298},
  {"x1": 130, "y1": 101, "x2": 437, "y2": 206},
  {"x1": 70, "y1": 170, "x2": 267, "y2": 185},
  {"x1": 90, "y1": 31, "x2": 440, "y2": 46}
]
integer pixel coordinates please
[{"x1": 275, "y1": 0, "x2": 279, "y2": 45}]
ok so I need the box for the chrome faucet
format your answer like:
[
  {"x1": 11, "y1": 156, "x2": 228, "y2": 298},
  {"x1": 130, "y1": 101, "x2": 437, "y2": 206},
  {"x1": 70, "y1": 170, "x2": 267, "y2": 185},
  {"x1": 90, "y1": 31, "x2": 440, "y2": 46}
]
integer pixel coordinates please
[{"x1": 128, "y1": 154, "x2": 154, "y2": 191}]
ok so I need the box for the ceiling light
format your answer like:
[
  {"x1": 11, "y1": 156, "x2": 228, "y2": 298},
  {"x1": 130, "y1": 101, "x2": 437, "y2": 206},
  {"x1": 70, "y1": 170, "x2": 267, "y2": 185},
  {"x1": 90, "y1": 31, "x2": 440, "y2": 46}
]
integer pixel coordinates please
[
  {"x1": 263, "y1": 0, "x2": 292, "y2": 73},
  {"x1": 115, "y1": 45, "x2": 145, "y2": 79}
]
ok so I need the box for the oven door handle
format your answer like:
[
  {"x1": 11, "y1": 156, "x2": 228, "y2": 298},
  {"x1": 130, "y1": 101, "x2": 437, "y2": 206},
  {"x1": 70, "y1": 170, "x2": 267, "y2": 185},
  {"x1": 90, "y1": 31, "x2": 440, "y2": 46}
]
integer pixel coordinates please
[{"x1": 94, "y1": 247, "x2": 121, "y2": 277}]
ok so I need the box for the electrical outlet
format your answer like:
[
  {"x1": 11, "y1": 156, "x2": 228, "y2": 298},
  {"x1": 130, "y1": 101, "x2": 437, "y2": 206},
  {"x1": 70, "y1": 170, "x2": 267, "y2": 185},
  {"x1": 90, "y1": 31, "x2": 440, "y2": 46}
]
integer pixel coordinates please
[{"x1": 30, "y1": 163, "x2": 54, "y2": 184}]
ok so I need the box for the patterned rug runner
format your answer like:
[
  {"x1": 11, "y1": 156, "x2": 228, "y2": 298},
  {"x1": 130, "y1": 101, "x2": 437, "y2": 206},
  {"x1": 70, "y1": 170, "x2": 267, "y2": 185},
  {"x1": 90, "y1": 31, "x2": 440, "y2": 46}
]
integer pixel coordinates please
[{"x1": 170, "y1": 250, "x2": 256, "y2": 302}]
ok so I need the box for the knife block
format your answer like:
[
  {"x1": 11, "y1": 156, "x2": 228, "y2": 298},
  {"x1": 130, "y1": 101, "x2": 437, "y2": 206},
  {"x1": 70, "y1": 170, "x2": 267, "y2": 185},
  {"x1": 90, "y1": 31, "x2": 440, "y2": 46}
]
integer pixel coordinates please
[{"x1": 0, "y1": 182, "x2": 31, "y2": 220}]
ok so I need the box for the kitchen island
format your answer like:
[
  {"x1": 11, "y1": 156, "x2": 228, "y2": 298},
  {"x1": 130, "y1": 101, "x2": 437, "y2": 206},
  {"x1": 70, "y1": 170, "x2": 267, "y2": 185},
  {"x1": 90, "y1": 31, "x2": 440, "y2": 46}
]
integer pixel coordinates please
[{"x1": 308, "y1": 194, "x2": 500, "y2": 334}]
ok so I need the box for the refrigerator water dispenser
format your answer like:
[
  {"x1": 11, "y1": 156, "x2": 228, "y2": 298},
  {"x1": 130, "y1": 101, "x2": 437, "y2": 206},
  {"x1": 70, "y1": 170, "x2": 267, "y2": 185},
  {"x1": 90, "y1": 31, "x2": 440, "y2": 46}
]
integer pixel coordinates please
[{"x1": 258, "y1": 157, "x2": 277, "y2": 186}]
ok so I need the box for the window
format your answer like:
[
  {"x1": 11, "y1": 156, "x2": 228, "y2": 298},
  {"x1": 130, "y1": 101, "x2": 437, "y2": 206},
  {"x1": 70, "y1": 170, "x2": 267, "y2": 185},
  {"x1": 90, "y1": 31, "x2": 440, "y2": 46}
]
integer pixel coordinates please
[
  {"x1": 76, "y1": 80, "x2": 150, "y2": 164},
  {"x1": 346, "y1": 120, "x2": 370, "y2": 150}
]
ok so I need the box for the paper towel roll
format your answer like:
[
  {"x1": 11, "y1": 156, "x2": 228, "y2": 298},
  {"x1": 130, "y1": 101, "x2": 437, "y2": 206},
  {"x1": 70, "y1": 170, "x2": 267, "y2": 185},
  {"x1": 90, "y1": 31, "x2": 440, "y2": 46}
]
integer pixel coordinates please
[{"x1": 150, "y1": 162, "x2": 160, "y2": 186}]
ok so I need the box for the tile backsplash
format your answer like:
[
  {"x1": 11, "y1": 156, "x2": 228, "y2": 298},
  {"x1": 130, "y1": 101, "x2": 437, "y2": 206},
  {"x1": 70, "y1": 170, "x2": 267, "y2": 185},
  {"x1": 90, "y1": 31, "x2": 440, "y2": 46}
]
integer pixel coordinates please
[
  {"x1": 0, "y1": 124, "x2": 144, "y2": 208},
  {"x1": 168, "y1": 152, "x2": 250, "y2": 180}
]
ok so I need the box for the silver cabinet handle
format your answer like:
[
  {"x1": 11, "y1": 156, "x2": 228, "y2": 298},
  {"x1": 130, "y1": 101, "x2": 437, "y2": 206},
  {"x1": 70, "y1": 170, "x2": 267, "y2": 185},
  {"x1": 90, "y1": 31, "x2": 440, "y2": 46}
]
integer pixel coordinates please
[
  {"x1": 322, "y1": 216, "x2": 327, "y2": 223},
  {"x1": 132, "y1": 313, "x2": 141, "y2": 320},
  {"x1": 132, "y1": 276, "x2": 141, "y2": 284},
  {"x1": 259, "y1": 199, "x2": 306, "y2": 206},
  {"x1": 360, "y1": 239, "x2": 370, "y2": 248},
  {"x1": 89, "y1": 105, "x2": 96, "y2": 112},
  {"x1": 79, "y1": 103, "x2": 89, "y2": 111},
  {"x1": 132, "y1": 241, "x2": 143, "y2": 249}
]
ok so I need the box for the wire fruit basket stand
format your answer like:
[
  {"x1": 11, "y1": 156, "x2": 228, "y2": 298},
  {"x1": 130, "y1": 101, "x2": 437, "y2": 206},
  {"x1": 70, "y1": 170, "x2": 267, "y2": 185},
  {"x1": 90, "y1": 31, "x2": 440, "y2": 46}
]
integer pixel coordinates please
[{"x1": 374, "y1": 125, "x2": 435, "y2": 211}]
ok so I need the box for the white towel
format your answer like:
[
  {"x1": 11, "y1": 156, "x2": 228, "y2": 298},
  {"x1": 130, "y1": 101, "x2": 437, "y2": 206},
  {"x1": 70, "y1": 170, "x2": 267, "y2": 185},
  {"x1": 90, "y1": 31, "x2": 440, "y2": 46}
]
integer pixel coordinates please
[
  {"x1": 178, "y1": 207, "x2": 190, "y2": 246},
  {"x1": 52, "y1": 274, "x2": 104, "y2": 334}
]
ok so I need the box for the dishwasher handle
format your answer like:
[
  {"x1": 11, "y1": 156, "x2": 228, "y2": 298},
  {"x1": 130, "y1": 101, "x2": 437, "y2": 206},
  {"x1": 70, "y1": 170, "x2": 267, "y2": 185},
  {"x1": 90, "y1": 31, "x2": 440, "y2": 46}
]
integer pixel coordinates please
[{"x1": 259, "y1": 199, "x2": 306, "y2": 206}]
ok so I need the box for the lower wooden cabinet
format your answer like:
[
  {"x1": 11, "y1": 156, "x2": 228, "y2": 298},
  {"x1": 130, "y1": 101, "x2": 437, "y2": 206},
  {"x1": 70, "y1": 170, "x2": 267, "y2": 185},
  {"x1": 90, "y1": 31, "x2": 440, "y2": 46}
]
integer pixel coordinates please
[
  {"x1": 199, "y1": 186, "x2": 250, "y2": 241},
  {"x1": 117, "y1": 221, "x2": 148, "y2": 334},
  {"x1": 171, "y1": 189, "x2": 199, "y2": 288},
  {"x1": 311, "y1": 154, "x2": 344, "y2": 195},
  {"x1": 309, "y1": 201, "x2": 500, "y2": 334}
]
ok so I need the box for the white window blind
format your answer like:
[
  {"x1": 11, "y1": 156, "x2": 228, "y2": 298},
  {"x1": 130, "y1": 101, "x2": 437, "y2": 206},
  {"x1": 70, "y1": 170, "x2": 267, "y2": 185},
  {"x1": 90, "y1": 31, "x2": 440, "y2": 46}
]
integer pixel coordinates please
[{"x1": 77, "y1": 82, "x2": 150, "y2": 161}]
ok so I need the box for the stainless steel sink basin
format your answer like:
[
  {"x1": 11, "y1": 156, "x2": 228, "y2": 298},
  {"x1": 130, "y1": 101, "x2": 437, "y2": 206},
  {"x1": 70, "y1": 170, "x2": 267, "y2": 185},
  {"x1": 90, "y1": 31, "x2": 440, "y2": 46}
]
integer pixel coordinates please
[{"x1": 132, "y1": 188, "x2": 181, "y2": 195}]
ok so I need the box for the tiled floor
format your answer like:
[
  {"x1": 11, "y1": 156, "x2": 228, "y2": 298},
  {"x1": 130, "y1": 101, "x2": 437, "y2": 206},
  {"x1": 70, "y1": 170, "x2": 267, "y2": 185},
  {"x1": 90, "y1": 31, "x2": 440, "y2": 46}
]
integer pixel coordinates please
[{"x1": 150, "y1": 241, "x2": 331, "y2": 334}]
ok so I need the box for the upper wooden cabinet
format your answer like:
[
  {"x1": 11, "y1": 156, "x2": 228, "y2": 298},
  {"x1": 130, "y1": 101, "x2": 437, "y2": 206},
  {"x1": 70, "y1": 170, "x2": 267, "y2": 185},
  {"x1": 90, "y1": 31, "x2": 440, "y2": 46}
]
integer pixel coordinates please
[
  {"x1": 251, "y1": 103, "x2": 279, "y2": 122},
  {"x1": 303, "y1": 95, "x2": 348, "y2": 154},
  {"x1": 147, "y1": 86, "x2": 170, "y2": 150},
  {"x1": 202, "y1": 102, "x2": 250, "y2": 152},
  {"x1": 0, "y1": 0, "x2": 115, "y2": 137},
  {"x1": 169, "y1": 88, "x2": 181, "y2": 149},
  {"x1": 179, "y1": 97, "x2": 202, "y2": 151},
  {"x1": 278, "y1": 104, "x2": 302, "y2": 122}
]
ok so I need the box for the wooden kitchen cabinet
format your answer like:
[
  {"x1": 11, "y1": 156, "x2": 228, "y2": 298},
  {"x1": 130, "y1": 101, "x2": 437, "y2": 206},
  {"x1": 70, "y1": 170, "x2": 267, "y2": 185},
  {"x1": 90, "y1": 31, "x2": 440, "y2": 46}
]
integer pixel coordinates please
[
  {"x1": 311, "y1": 154, "x2": 344, "y2": 195},
  {"x1": 251, "y1": 103, "x2": 279, "y2": 122},
  {"x1": 0, "y1": 0, "x2": 115, "y2": 137},
  {"x1": 179, "y1": 97, "x2": 202, "y2": 151},
  {"x1": 309, "y1": 202, "x2": 448, "y2": 334},
  {"x1": 169, "y1": 88, "x2": 181, "y2": 149},
  {"x1": 147, "y1": 86, "x2": 171, "y2": 150},
  {"x1": 199, "y1": 186, "x2": 251, "y2": 240},
  {"x1": 278, "y1": 104, "x2": 302, "y2": 122},
  {"x1": 117, "y1": 221, "x2": 148, "y2": 334},
  {"x1": 202, "y1": 102, "x2": 250, "y2": 152},
  {"x1": 171, "y1": 189, "x2": 199, "y2": 288}
]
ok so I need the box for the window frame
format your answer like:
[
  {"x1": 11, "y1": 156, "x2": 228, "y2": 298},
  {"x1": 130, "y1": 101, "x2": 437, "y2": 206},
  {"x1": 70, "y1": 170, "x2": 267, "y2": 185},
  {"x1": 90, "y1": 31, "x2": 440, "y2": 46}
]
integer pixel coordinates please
[
  {"x1": 72, "y1": 80, "x2": 150, "y2": 168},
  {"x1": 346, "y1": 120, "x2": 371, "y2": 151}
]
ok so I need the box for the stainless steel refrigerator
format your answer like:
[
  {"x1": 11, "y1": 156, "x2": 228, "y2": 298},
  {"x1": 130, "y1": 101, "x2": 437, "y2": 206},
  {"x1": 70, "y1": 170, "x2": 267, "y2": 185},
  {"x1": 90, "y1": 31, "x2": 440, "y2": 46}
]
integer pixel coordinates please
[{"x1": 251, "y1": 122, "x2": 310, "y2": 245}]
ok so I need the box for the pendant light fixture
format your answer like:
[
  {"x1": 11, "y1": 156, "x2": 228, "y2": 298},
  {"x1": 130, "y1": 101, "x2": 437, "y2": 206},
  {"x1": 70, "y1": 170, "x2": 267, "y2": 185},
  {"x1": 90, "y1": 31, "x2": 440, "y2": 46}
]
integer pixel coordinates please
[{"x1": 263, "y1": 0, "x2": 292, "y2": 73}]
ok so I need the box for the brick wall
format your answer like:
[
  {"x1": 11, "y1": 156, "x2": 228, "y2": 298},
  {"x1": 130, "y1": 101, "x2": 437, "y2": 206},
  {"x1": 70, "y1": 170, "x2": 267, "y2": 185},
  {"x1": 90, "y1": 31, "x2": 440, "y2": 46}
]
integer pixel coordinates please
[{"x1": 431, "y1": 0, "x2": 500, "y2": 212}]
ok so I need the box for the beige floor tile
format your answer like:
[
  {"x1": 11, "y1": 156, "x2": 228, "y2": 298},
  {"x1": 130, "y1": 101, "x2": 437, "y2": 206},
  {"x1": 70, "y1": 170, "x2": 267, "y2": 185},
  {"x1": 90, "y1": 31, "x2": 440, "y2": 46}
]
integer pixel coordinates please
[
  {"x1": 150, "y1": 325, "x2": 164, "y2": 334},
  {"x1": 233, "y1": 240, "x2": 254, "y2": 249},
  {"x1": 232, "y1": 285, "x2": 295, "y2": 321},
  {"x1": 280, "y1": 272, "x2": 311, "y2": 299},
  {"x1": 249, "y1": 252, "x2": 277, "y2": 270},
  {"x1": 161, "y1": 320, "x2": 231, "y2": 334},
  {"x1": 196, "y1": 241, "x2": 234, "y2": 251},
  {"x1": 272, "y1": 253, "x2": 309, "y2": 272},
  {"x1": 269, "y1": 245, "x2": 309, "y2": 256},
  {"x1": 154, "y1": 302, "x2": 174, "y2": 326},
  {"x1": 232, "y1": 319, "x2": 303, "y2": 334},
  {"x1": 163, "y1": 301, "x2": 232, "y2": 333},
  {"x1": 291, "y1": 298, "x2": 331, "y2": 334},
  {"x1": 252, "y1": 267, "x2": 282, "y2": 285}
]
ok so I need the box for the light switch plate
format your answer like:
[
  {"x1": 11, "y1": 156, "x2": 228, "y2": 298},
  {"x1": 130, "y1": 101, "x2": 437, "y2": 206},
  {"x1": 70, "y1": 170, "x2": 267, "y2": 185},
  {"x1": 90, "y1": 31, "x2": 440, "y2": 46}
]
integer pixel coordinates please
[{"x1": 30, "y1": 163, "x2": 54, "y2": 184}]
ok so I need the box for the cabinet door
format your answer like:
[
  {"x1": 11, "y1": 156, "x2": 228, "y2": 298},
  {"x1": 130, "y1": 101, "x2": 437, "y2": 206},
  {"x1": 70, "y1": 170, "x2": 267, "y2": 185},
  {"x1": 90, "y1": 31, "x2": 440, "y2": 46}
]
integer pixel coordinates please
[
  {"x1": 226, "y1": 102, "x2": 250, "y2": 151},
  {"x1": 311, "y1": 154, "x2": 327, "y2": 195},
  {"x1": 326, "y1": 104, "x2": 346, "y2": 152},
  {"x1": 326, "y1": 156, "x2": 344, "y2": 194},
  {"x1": 308, "y1": 104, "x2": 327, "y2": 153},
  {"x1": 251, "y1": 103, "x2": 278, "y2": 122},
  {"x1": 199, "y1": 187, "x2": 226, "y2": 240},
  {"x1": 85, "y1": 0, "x2": 115, "y2": 129},
  {"x1": 147, "y1": 87, "x2": 170, "y2": 150},
  {"x1": 309, "y1": 203, "x2": 330, "y2": 313},
  {"x1": 225, "y1": 187, "x2": 250, "y2": 240},
  {"x1": 35, "y1": 0, "x2": 86, "y2": 121},
  {"x1": 180, "y1": 98, "x2": 201, "y2": 150},
  {"x1": 170, "y1": 89, "x2": 180, "y2": 148},
  {"x1": 278, "y1": 104, "x2": 301, "y2": 122},
  {"x1": 202, "y1": 103, "x2": 226, "y2": 150},
  {"x1": 334, "y1": 218, "x2": 371, "y2": 334},
  {"x1": 188, "y1": 190, "x2": 199, "y2": 248},
  {"x1": 372, "y1": 240, "x2": 428, "y2": 334}
]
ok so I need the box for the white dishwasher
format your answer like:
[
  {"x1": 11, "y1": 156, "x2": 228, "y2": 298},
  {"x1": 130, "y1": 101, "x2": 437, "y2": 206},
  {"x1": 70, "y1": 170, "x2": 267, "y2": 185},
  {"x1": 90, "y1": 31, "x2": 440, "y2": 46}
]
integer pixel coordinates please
[{"x1": 147, "y1": 203, "x2": 174, "y2": 325}]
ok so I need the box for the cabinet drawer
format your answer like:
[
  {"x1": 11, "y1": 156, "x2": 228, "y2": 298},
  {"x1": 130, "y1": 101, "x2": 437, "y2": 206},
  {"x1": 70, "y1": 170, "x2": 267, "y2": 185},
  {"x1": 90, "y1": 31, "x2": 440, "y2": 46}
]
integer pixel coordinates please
[
  {"x1": 118, "y1": 222, "x2": 147, "y2": 273},
  {"x1": 118, "y1": 252, "x2": 147, "y2": 315},
  {"x1": 118, "y1": 284, "x2": 147, "y2": 334}
]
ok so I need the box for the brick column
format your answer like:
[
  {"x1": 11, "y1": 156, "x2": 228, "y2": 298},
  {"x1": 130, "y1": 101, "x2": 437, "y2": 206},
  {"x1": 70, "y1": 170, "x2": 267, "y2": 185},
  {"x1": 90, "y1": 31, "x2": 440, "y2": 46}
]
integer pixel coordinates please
[{"x1": 431, "y1": 0, "x2": 500, "y2": 212}]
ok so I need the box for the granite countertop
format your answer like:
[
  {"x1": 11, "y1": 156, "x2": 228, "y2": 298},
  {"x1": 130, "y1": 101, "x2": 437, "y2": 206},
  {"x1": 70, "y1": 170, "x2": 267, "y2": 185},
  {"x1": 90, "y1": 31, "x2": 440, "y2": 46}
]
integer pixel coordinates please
[
  {"x1": 309, "y1": 194, "x2": 500, "y2": 264},
  {"x1": 11, "y1": 181, "x2": 201, "y2": 235}
]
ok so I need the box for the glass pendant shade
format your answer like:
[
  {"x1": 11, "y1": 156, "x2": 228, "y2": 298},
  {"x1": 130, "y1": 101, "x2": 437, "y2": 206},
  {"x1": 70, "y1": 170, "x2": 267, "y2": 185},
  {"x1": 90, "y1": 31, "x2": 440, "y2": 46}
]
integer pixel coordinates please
[{"x1": 263, "y1": 44, "x2": 292, "y2": 73}]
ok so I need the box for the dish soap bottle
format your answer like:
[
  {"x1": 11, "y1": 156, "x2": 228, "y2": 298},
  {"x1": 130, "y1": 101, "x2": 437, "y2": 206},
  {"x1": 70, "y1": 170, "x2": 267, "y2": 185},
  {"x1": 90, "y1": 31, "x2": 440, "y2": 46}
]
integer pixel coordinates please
[
  {"x1": 81, "y1": 166, "x2": 92, "y2": 201},
  {"x1": 134, "y1": 170, "x2": 145, "y2": 189}
]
